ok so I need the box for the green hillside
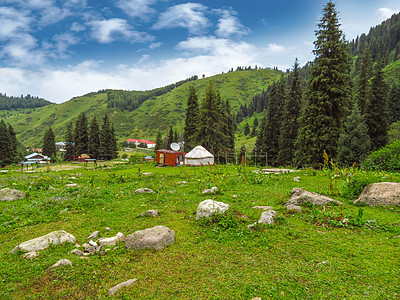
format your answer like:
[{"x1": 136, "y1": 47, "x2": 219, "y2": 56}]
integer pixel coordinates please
[{"x1": 0, "y1": 69, "x2": 281, "y2": 148}]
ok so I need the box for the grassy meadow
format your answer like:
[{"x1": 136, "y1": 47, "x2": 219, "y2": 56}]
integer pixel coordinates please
[{"x1": 0, "y1": 161, "x2": 399, "y2": 299}]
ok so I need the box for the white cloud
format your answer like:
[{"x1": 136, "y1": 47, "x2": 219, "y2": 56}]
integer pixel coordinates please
[
  {"x1": 88, "y1": 18, "x2": 154, "y2": 43},
  {"x1": 265, "y1": 43, "x2": 288, "y2": 54},
  {"x1": 0, "y1": 7, "x2": 31, "y2": 40},
  {"x1": 214, "y1": 9, "x2": 250, "y2": 38},
  {"x1": 153, "y1": 3, "x2": 210, "y2": 35},
  {"x1": 149, "y1": 42, "x2": 162, "y2": 49},
  {"x1": 116, "y1": 0, "x2": 157, "y2": 21},
  {"x1": 70, "y1": 22, "x2": 85, "y2": 32},
  {"x1": 377, "y1": 7, "x2": 399, "y2": 21},
  {"x1": 52, "y1": 32, "x2": 79, "y2": 57}
]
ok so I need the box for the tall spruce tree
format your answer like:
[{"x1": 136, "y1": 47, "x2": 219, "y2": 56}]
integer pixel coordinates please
[
  {"x1": 337, "y1": 104, "x2": 371, "y2": 166},
  {"x1": 222, "y1": 99, "x2": 235, "y2": 151},
  {"x1": 42, "y1": 127, "x2": 56, "y2": 159},
  {"x1": 88, "y1": 116, "x2": 100, "y2": 159},
  {"x1": 244, "y1": 122, "x2": 250, "y2": 135},
  {"x1": 74, "y1": 112, "x2": 88, "y2": 156},
  {"x1": 7, "y1": 123, "x2": 18, "y2": 162},
  {"x1": 388, "y1": 83, "x2": 400, "y2": 124},
  {"x1": 254, "y1": 113, "x2": 268, "y2": 165},
  {"x1": 365, "y1": 60, "x2": 389, "y2": 151},
  {"x1": 356, "y1": 47, "x2": 373, "y2": 116},
  {"x1": 294, "y1": 1, "x2": 351, "y2": 166},
  {"x1": 166, "y1": 125, "x2": 174, "y2": 148},
  {"x1": 64, "y1": 122, "x2": 74, "y2": 161},
  {"x1": 0, "y1": 120, "x2": 12, "y2": 166},
  {"x1": 278, "y1": 58, "x2": 303, "y2": 165},
  {"x1": 183, "y1": 86, "x2": 200, "y2": 151},
  {"x1": 100, "y1": 114, "x2": 117, "y2": 160}
]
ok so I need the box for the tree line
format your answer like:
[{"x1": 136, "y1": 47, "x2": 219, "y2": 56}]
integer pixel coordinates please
[
  {"x1": 0, "y1": 93, "x2": 52, "y2": 110},
  {"x1": 0, "y1": 120, "x2": 20, "y2": 166}
]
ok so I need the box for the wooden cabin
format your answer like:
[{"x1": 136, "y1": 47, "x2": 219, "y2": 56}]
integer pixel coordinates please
[{"x1": 156, "y1": 150, "x2": 185, "y2": 167}]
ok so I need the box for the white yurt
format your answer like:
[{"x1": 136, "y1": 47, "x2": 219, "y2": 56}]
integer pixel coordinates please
[{"x1": 184, "y1": 146, "x2": 214, "y2": 166}]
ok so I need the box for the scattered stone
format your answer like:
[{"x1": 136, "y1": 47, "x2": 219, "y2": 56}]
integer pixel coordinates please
[
  {"x1": 105, "y1": 227, "x2": 111, "y2": 231},
  {"x1": 71, "y1": 249, "x2": 84, "y2": 256},
  {"x1": 134, "y1": 188, "x2": 155, "y2": 194},
  {"x1": 126, "y1": 226, "x2": 175, "y2": 251},
  {"x1": 50, "y1": 259, "x2": 72, "y2": 268},
  {"x1": 108, "y1": 279, "x2": 137, "y2": 296},
  {"x1": 196, "y1": 199, "x2": 230, "y2": 219},
  {"x1": 285, "y1": 188, "x2": 343, "y2": 206},
  {"x1": 256, "y1": 168, "x2": 299, "y2": 175},
  {"x1": 10, "y1": 230, "x2": 76, "y2": 253},
  {"x1": 83, "y1": 244, "x2": 96, "y2": 254},
  {"x1": 286, "y1": 205, "x2": 302, "y2": 213},
  {"x1": 75, "y1": 244, "x2": 80, "y2": 248},
  {"x1": 342, "y1": 218, "x2": 349, "y2": 224},
  {"x1": 23, "y1": 251, "x2": 39, "y2": 260},
  {"x1": 96, "y1": 245, "x2": 104, "y2": 254},
  {"x1": 89, "y1": 240, "x2": 98, "y2": 247},
  {"x1": 293, "y1": 176, "x2": 301, "y2": 182},
  {"x1": 354, "y1": 182, "x2": 400, "y2": 206},
  {"x1": 248, "y1": 210, "x2": 278, "y2": 228},
  {"x1": 75, "y1": 173, "x2": 82, "y2": 177},
  {"x1": 69, "y1": 177, "x2": 76, "y2": 180},
  {"x1": 59, "y1": 208, "x2": 69, "y2": 214},
  {"x1": 142, "y1": 173, "x2": 153, "y2": 176},
  {"x1": 202, "y1": 186, "x2": 218, "y2": 194},
  {"x1": 178, "y1": 181, "x2": 187, "y2": 185},
  {"x1": 0, "y1": 188, "x2": 25, "y2": 201},
  {"x1": 88, "y1": 231, "x2": 100, "y2": 240},
  {"x1": 232, "y1": 194, "x2": 237, "y2": 199},
  {"x1": 65, "y1": 183, "x2": 78, "y2": 187},
  {"x1": 140, "y1": 209, "x2": 159, "y2": 217},
  {"x1": 98, "y1": 232, "x2": 125, "y2": 246},
  {"x1": 252, "y1": 205, "x2": 274, "y2": 211}
]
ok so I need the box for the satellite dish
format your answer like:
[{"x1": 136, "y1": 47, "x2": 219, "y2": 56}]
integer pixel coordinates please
[{"x1": 170, "y1": 143, "x2": 180, "y2": 151}]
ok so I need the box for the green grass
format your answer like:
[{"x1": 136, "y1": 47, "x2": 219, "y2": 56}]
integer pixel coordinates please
[{"x1": 0, "y1": 162, "x2": 399, "y2": 299}]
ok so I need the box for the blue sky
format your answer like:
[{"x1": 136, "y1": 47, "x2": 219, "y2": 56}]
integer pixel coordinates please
[{"x1": 0, "y1": 0, "x2": 399, "y2": 103}]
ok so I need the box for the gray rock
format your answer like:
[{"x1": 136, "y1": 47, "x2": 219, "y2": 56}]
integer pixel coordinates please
[
  {"x1": 354, "y1": 182, "x2": 400, "y2": 206},
  {"x1": 286, "y1": 205, "x2": 302, "y2": 213},
  {"x1": 105, "y1": 227, "x2": 111, "y2": 231},
  {"x1": 293, "y1": 177, "x2": 301, "y2": 182},
  {"x1": 285, "y1": 188, "x2": 343, "y2": 206},
  {"x1": 248, "y1": 210, "x2": 277, "y2": 228},
  {"x1": 23, "y1": 251, "x2": 39, "y2": 260},
  {"x1": 196, "y1": 199, "x2": 230, "y2": 219},
  {"x1": 10, "y1": 230, "x2": 76, "y2": 253},
  {"x1": 98, "y1": 232, "x2": 125, "y2": 246},
  {"x1": 140, "y1": 209, "x2": 159, "y2": 217},
  {"x1": 50, "y1": 259, "x2": 72, "y2": 268},
  {"x1": 65, "y1": 183, "x2": 79, "y2": 187},
  {"x1": 0, "y1": 188, "x2": 25, "y2": 201},
  {"x1": 126, "y1": 225, "x2": 175, "y2": 250},
  {"x1": 202, "y1": 186, "x2": 218, "y2": 194},
  {"x1": 88, "y1": 231, "x2": 100, "y2": 240},
  {"x1": 252, "y1": 205, "x2": 274, "y2": 211},
  {"x1": 71, "y1": 249, "x2": 84, "y2": 256},
  {"x1": 142, "y1": 173, "x2": 153, "y2": 176},
  {"x1": 108, "y1": 279, "x2": 137, "y2": 296},
  {"x1": 89, "y1": 240, "x2": 98, "y2": 247},
  {"x1": 134, "y1": 188, "x2": 155, "y2": 194}
]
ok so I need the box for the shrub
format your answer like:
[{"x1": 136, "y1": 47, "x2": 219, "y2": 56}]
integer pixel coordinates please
[{"x1": 363, "y1": 140, "x2": 400, "y2": 172}]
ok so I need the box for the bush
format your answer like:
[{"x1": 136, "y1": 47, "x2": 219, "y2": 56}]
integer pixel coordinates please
[{"x1": 363, "y1": 140, "x2": 400, "y2": 172}]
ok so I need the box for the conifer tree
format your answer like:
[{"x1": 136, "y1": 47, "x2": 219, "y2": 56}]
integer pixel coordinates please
[
  {"x1": 253, "y1": 116, "x2": 259, "y2": 128},
  {"x1": 388, "y1": 83, "x2": 400, "y2": 124},
  {"x1": 222, "y1": 99, "x2": 235, "y2": 151},
  {"x1": 278, "y1": 58, "x2": 303, "y2": 165},
  {"x1": 337, "y1": 104, "x2": 371, "y2": 166},
  {"x1": 365, "y1": 60, "x2": 389, "y2": 151},
  {"x1": 356, "y1": 48, "x2": 373, "y2": 116},
  {"x1": 244, "y1": 122, "x2": 250, "y2": 135},
  {"x1": 294, "y1": 1, "x2": 351, "y2": 166},
  {"x1": 42, "y1": 127, "x2": 56, "y2": 159},
  {"x1": 100, "y1": 114, "x2": 117, "y2": 160},
  {"x1": 0, "y1": 120, "x2": 12, "y2": 166},
  {"x1": 64, "y1": 122, "x2": 74, "y2": 161},
  {"x1": 7, "y1": 123, "x2": 18, "y2": 162},
  {"x1": 74, "y1": 112, "x2": 88, "y2": 156},
  {"x1": 250, "y1": 124, "x2": 257, "y2": 137},
  {"x1": 88, "y1": 116, "x2": 100, "y2": 159},
  {"x1": 166, "y1": 125, "x2": 174, "y2": 148},
  {"x1": 254, "y1": 113, "x2": 268, "y2": 165},
  {"x1": 155, "y1": 132, "x2": 163, "y2": 151}
]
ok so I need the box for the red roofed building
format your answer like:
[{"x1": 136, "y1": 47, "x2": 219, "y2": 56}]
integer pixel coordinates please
[{"x1": 126, "y1": 139, "x2": 156, "y2": 149}]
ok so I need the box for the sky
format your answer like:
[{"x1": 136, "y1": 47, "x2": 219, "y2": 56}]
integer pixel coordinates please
[{"x1": 0, "y1": 0, "x2": 400, "y2": 103}]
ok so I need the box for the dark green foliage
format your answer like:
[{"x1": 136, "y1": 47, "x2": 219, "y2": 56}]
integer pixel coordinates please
[
  {"x1": 42, "y1": 127, "x2": 56, "y2": 159},
  {"x1": 74, "y1": 112, "x2": 88, "y2": 156},
  {"x1": 355, "y1": 48, "x2": 372, "y2": 116},
  {"x1": 63, "y1": 122, "x2": 74, "y2": 161},
  {"x1": 243, "y1": 122, "x2": 250, "y2": 135},
  {"x1": 222, "y1": 99, "x2": 235, "y2": 151},
  {"x1": 88, "y1": 116, "x2": 100, "y2": 159},
  {"x1": 155, "y1": 132, "x2": 163, "y2": 151},
  {"x1": 7, "y1": 124, "x2": 18, "y2": 162},
  {"x1": 99, "y1": 115, "x2": 118, "y2": 160},
  {"x1": 183, "y1": 86, "x2": 200, "y2": 151},
  {"x1": 363, "y1": 139, "x2": 400, "y2": 172},
  {"x1": 253, "y1": 116, "x2": 259, "y2": 128},
  {"x1": 254, "y1": 113, "x2": 267, "y2": 159},
  {"x1": 388, "y1": 83, "x2": 400, "y2": 124},
  {"x1": 365, "y1": 61, "x2": 389, "y2": 151},
  {"x1": 0, "y1": 120, "x2": 13, "y2": 166},
  {"x1": 250, "y1": 125, "x2": 257, "y2": 137},
  {"x1": 337, "y1": 105, "x2": 371, "y2": 166},
  {"x1": 278, "y1": 59, "x2": 303, "y2": 165},
  {"x1": 295, "y1": 1, "x2": 351, "y2": 167},
  {"x1": 0, "y1": 93, "x2": 51, "y2": 110},
  {"x1": 167, "y1": 125, "x2": 174, "y2": 148}
]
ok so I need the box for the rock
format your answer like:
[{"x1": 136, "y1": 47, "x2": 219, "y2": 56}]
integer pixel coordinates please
[
  {"x1": 89, "y1": 240, "x2": 98, "y2": 247},
  {"x1": 354, "y1": 182, "x2": 400, "y2": 206},
  {"x1": 23, "y1": 251, "x2": 39, "y2": 260},
  {"x1": 98, "y1": 232, "x2": 125, "y2": 246},
  {"x1": 0, "y1": 188, "x2": 25, "y2": 201},
  {"x1": 178, "y1": 181, "x2": 187, "y2": 185},
  {"x1": 202, "y1": 186, "x2": 218, "y2": 194},
  {"x1": 65, "y1": 183, "x2": 78, "y2": 187},
  {"x1": 248, "y1": 210, "x2": 277, "y2": 228},
  {"x1": 105, "y1": 227, "x2": 111, "y2": 231},
  {"x1": 126, "y1": 226, "x2": 175, "y2": 251},
  {"x1": 88, "y1": 231, "x2": 100, "y2": 240},
  {"x1": 71, "y1": 249, "x2": 84, "y2": 256},
  {"x1": 108, "y1": 279, "x2": 137, "y2": 296},
  {"x1": 285, "y1": 188, "x2": 343, "y2": 206},
  {"x1": 232, "y1": 194, "x2": 237, "y2": 199},
  {"x1": 252, "y1": 205, "x2": 274, "y2": 211},
  {"x1": 140, "y1": 209, "x2": 159, "y2": 217},
  {"x1": 142, "y1": 173, "x2": 153, "y2": 176},
  {"x1": 256, "y1": 168, "x2": 299, "y2": 175},
  {"x1": 286, "y1": 205, "x2": 302, "y2": 213},
  {"x1": 196, "y1": 199, "x2": 230, "y2": 219},
  {"x1": 50, "y1": 259, "x2": 72, "y2": 268},
  {"x1": 10, "y1": 230, "x2": 76, "y2": 253},
  {"x1": 293, "y1": 176, "x2": 301, "y2": 182},
  {"x1": 134, "y1": 188, "x2": 155, "y2": 194}
]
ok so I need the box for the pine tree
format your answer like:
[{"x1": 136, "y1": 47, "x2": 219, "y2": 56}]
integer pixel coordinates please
[
  {"x1": 155, "y1": 132, "x2": 163, "y2": 151},
  {"x1": 244, "y1": 122, "x2": 250, "y2": 135},
  {"x1": 223, "y1": 99, "x2": 235, "y2": 151},
  {"x1": 278, "y1": 58, "x2": 303, "y2": 165},
  {"x1": 337, "y1": 104, "x2": 371, "y2": 166},
  {"x1": 388, "y1": 83, "x2": 400, "y2": 124},
  {"x1": 64, "y1": 122, "x2": 74, "y2": 161},
  {"x1": 294, "y1": 1, "x2": 351, "y2": 167},
  {"x1": 365, "y1": 60, "x2": 389, "y2": 151},
  {"x1": 42, "y1": 127, "x2": 56, "y2": 159},
  {"x1": 74, "y1": 112, "x2": 88, "y2": 156},
  {"x1": 253, "y1": 116, "x2": 259, "y2": 128},
  {"x1": 100, "y1": 115, "x2": 117, "y2": 160},
  {"x1": 250, "y1": 124, "x2": 257, "y2": 137},
  {"x1": 7, "y1": 123, "x2": 18, "y2": 163},
  {"x1": 167, "y1": 125, "x2": 174, "y2": 148},
  {"x1": 88, "y1": 116, "x2": 100, "y2": 159},
  {"x1": 254, "y1": 113, "x2": 268, "y2": 165},
  {"x1": 356, "y1": 48, "x2": 373, "y2": 116},
  {"x1": 0, "y1": 120, "x2": 12, "y2": 166}
]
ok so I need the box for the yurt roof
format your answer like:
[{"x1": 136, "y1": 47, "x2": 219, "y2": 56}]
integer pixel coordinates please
[{"x1": 185, "y1": 146, "x2": 214, "y2": 159}]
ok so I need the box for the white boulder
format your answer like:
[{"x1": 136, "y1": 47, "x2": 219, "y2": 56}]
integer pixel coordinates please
[{"x1": 196, "y1": 199, "x2": 230, "y2": 219}]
